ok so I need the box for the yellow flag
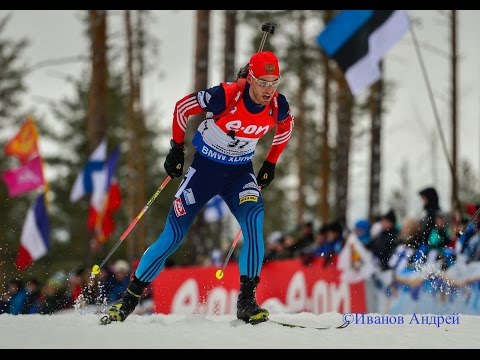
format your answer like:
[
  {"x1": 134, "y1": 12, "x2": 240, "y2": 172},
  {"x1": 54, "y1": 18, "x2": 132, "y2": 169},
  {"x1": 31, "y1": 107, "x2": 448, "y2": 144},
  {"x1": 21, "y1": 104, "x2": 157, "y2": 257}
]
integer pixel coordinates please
[{"x1": 4, "y1": 116, "x2": 39, "y2": 164}]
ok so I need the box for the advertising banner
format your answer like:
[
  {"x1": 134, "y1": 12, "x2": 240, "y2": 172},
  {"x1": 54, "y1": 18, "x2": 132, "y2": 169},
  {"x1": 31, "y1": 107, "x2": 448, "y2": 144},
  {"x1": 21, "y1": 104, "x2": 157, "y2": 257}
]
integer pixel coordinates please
[{"x1": 152, "y1": 257, "x2": 366, "y2": 315}]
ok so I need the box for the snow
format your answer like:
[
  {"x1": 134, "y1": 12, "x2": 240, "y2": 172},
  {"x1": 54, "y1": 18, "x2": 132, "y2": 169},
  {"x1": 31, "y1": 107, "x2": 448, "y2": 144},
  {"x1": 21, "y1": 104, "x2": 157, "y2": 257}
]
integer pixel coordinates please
[{"x1": 1, "y1": 311, "x2": 479, "y2": 348}]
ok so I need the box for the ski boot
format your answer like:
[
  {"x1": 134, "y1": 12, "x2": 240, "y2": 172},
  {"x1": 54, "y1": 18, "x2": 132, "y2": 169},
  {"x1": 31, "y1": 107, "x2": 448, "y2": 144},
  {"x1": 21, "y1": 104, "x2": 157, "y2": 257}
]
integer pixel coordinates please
[
  {"x1": 236, "y1": 275, "x2": 269, "y2": 324},
  {"x1": 100, "y1": 277, "x2": 148, "y2": 325}
]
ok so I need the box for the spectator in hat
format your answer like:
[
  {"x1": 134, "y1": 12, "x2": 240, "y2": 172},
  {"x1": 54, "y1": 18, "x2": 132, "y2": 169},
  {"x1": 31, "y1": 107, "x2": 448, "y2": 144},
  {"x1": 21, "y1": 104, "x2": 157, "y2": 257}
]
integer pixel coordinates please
[
  {"x1": 6, "y1": 279, "x2": 27, "y2": 315},
  {"x1": 264, "y1": 231, "x2": 291, "y2": 263},
  {"x1": 40, "y1": 272, "x2": 72, "y2": 314},
  {"x1": 22, "y1": 278, "x2": 42, "y2": 314},
  {"x1": 109, "y1": 260, "x2": 131, "y2": 303},
  {"x1": 313, "y1": 221, "x2": 344, "y2": 267},
  {"x1": 418, "y1": 187, "x2": 441, "y2": 246},
  {"x1": 354, "y1": 219, "x2": 371, "y2": 246},
  {"x1": 367, "y1": 209, "x2": 398, "y2": 270},
  {"x1": 284, "y1": 221, "x2": 315, "y2": 257}
]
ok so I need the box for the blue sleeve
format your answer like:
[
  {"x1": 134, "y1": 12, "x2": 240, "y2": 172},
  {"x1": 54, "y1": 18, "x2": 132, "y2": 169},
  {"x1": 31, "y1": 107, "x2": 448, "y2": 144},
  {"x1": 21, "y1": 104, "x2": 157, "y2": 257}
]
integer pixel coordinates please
[
  {"x1": 196, "y1": 85, "x2": 226, "y2": 115},
  {"x1": 277, "y1": 93, "x2": 290, "y2": 122}
]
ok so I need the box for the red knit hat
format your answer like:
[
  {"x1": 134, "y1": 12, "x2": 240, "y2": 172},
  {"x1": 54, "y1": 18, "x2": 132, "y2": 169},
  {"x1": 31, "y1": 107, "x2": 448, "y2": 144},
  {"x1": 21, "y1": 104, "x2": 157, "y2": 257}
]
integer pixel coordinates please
[{"x1": 249, "y1": 51, "x2": 280, "y2": 78}]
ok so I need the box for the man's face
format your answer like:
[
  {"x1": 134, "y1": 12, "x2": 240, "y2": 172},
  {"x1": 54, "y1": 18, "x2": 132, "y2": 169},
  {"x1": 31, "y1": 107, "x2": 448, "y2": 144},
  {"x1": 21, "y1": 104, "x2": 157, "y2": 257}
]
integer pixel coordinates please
[{"x1": 248, "y1": 72, "x2": 280, "y2": 106}]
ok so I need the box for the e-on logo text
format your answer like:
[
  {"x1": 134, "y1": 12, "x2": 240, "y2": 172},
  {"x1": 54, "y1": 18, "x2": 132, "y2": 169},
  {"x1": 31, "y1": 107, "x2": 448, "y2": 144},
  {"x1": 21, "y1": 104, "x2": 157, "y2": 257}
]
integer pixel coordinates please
[{"x1": 225, "y1": 120, "x2": 269, "y2": 135}]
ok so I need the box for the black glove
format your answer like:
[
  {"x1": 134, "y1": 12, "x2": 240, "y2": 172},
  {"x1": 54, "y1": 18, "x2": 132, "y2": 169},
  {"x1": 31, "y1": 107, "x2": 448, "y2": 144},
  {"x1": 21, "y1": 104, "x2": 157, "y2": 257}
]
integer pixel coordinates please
[
  {"x1": 256, "y1": 160, "x2": 276, "y2": 188},
  {"x1": 164, "y1": 140, "x2": 185, "y2": 178}
]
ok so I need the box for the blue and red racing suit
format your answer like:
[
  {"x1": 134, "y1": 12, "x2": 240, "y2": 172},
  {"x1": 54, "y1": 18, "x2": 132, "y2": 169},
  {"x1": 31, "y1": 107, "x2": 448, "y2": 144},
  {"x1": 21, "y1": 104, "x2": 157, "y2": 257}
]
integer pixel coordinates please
[{"x1": 135, "y1": 82, "x2": 294, "y2": 281}]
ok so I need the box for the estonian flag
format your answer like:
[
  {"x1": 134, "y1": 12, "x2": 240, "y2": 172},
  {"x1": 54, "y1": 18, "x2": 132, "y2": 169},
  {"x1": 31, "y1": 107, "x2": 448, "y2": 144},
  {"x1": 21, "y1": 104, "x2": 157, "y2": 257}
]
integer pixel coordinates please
[
  {"x1": 317, "y1": 10, "x2": 410, "y2": 95},
  {"x1": 16, "y1": 193, "x2": 50, "y2": 270}
]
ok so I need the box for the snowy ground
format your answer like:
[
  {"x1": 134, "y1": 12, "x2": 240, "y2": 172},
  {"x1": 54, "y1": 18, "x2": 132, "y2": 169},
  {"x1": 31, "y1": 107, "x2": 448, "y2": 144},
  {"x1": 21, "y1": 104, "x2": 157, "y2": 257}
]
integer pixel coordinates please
[{"x1": 1, "y1": 312, "x2": 479, "y2": 348}]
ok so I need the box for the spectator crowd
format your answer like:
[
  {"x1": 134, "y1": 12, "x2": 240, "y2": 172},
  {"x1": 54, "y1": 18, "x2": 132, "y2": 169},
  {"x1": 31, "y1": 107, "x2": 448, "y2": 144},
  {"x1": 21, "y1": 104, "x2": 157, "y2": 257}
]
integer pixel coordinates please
[{"x1": 2, "y1": 185, "x2": 480, "y2": 315}]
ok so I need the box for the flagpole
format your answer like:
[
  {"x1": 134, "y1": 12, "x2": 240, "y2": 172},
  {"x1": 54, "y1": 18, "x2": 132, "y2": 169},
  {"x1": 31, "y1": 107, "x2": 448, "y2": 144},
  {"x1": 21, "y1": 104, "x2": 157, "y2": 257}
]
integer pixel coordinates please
[
  {"x1": 31, "y1": 116, "x2": 50, "y2": 209},
  {"x1": 408, "y1": 23, "x2": 461, "y2": 213}
]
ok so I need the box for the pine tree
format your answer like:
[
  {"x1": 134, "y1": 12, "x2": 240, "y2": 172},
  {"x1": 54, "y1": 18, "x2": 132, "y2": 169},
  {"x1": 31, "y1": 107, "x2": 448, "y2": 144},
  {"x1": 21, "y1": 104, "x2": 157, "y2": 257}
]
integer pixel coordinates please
[
  {"x1": 1, "y1": 11, "x2": 166, "y2": 281},
  {"x1": 0, "y1": 14, "x2": 30, "y2": 281}
]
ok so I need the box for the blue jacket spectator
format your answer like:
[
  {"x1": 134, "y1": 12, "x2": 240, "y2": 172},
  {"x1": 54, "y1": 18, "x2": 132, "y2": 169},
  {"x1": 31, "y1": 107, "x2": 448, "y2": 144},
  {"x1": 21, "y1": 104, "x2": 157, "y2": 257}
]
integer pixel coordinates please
[{"x1": 7, "y1": 280, "x2": 27, "y2": 315}]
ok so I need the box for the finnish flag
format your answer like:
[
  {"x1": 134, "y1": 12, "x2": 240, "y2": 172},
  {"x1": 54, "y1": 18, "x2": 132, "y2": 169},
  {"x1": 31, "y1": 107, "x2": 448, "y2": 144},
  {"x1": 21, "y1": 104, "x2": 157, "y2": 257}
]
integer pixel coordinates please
[{"x1": 70, "y1": 139, "x2": 107, "y2": 202}]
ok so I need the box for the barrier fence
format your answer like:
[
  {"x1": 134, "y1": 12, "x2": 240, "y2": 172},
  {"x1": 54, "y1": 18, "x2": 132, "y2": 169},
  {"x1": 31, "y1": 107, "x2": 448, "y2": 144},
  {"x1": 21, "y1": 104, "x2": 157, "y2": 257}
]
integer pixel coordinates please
[{"x1": 152, "y1": 257, "x2": 367, "y2": 315}]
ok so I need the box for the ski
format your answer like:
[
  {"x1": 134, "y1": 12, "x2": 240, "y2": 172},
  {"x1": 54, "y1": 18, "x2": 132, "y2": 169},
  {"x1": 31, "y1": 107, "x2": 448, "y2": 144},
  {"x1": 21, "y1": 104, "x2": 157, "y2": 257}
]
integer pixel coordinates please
[
  {"x1": 101, "y1": 315, "x2": 351, "y2": 329},
  {"x1": 230, "y1": 317, "x2": 350, "y2": 330},
  {"x1": 266, "y1": 319, "x2": 350, "y2": 330}
]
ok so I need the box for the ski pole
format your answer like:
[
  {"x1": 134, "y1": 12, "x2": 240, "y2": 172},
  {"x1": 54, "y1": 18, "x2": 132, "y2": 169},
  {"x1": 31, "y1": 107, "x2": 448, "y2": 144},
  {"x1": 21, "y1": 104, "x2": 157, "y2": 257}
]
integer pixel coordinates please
[
  {"x1": 91, "y1": 175, "x2": 172, "y2": 276},
  {"x1": 215, "y1": 187, "x2": 262, "y2": 280},
  {"x1": 215, "y1": 228, "x2": 242, "y2": 280}
]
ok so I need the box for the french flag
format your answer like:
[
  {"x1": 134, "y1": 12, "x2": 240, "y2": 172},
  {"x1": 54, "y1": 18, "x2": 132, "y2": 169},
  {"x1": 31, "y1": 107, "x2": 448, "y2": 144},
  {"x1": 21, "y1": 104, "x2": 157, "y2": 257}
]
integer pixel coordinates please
[
  {"x1": 88, "y1": 146, "x2": 122, "y2": 243},
  {"x1": 16, "y1": 193, "x2": 50, "y2": 270}
]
